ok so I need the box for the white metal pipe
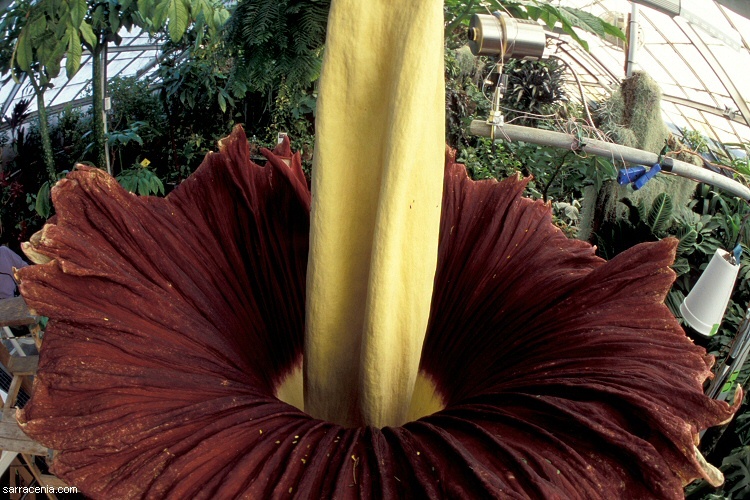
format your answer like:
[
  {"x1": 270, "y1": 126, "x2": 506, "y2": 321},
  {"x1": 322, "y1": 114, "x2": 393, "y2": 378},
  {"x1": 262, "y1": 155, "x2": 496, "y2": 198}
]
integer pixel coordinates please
[
  {"x1": 626, "y1": 3, "x2": 639, "y2": 77},
  {"x1": 469, "y1": 120, "x2": 750, "y2": 201}
]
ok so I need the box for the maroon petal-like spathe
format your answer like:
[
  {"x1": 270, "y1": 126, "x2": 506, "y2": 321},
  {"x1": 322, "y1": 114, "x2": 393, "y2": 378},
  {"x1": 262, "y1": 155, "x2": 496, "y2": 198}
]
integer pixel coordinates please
[
  {"x1": 17, "y1": 130, "x2": 736, "y2": 499},
  {"x1": 417, "y1": 150, "x2": 737, "y2": 497}
]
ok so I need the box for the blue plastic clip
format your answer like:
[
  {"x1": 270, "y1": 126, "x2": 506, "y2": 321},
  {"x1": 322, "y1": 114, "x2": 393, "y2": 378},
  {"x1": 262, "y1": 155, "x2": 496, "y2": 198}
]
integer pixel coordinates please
[
  {"x1": 632, "y1": 163, "x2": 662, "y2": 190},
  {"x1": 617, "y1": 166, "x2": 647, "y2": 186}
]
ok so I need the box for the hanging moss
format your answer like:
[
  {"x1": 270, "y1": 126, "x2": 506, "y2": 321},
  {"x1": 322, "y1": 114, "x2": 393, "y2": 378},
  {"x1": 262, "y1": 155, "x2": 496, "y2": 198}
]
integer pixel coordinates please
[{"x1": 619, "y1": 72, "x2": 668, "y2": 154}]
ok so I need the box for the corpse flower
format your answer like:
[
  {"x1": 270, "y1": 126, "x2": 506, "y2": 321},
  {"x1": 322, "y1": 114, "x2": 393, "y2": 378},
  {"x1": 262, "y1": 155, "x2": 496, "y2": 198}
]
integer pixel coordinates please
[
  {"x1": 15, "y1": 130, "x2": 740, "y2": 498},
  {"x1": 14, "y1": 0, "x2": 740, "y2": 497}
]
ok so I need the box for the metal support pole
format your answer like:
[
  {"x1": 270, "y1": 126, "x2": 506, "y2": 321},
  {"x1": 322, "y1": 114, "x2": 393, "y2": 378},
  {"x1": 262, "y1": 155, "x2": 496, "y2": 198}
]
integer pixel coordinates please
[
  {"x1": 102, "y1": 44, "x2": 111, "y2": 175},
  {"x1": 626, "y1": 3, "x2": 639, "y2": 77}
]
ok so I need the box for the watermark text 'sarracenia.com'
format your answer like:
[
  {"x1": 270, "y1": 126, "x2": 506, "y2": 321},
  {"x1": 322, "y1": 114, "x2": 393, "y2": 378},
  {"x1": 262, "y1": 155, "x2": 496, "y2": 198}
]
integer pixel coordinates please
[{"x1": 4, "y1": 485, "x2": 79, "y2": 494}]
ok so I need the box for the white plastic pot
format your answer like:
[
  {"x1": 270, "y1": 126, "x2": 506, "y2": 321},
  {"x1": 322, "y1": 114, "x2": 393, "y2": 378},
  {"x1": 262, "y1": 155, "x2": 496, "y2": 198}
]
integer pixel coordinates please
[{"x1": 680, "y1": 248, "x2": 740, "y2": 337}]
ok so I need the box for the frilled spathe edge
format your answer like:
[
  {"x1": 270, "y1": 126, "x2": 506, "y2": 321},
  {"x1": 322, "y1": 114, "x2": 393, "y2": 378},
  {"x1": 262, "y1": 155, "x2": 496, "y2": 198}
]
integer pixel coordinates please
[
  {"x1": 416, "y1": 148, "x2": 739, "y2": 495},
  {"x1": 14, "y1": 134, "x2": 739, "y2": 499}
]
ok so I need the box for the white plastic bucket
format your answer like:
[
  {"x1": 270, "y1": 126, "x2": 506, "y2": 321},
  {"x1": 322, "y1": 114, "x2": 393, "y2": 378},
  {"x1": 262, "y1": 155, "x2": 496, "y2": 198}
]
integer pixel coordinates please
[{"x1": 680, "y1": 248, "x2": 740, "y2": 336}]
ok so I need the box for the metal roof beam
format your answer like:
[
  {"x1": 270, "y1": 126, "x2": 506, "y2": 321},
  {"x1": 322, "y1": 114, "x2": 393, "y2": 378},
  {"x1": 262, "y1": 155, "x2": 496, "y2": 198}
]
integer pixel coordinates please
[
  {"x1": 662, "y1": 93, "x2": 747, "y2": 126},
  {"x1": 715, "y1": 0, "x2": 750, "y2": 19},
  {"x1": 675, "y1": 18, "x2": 750, "y2": 128},
  {"x1": 81, "y1": 44, "x2": 162, "y2": 57},
  {"x1": 0, "y1": 79, "x2": 25, "y2": 118}
]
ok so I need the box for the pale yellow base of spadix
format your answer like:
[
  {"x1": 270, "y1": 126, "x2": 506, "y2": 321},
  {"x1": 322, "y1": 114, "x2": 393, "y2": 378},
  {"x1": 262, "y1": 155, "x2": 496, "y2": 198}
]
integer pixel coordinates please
[
  {"x1": 279, "y1": 366, "x2": 446, "y2": 425},
  {"x1": 407, "y1": 372, "x2": 447, "y2": 423},
  {"x1": 275, "y1": 364, "x2": 304, "y2": 412},
  {"x1": 304, "y1": 0, "x2": 445, "y2": 428}
]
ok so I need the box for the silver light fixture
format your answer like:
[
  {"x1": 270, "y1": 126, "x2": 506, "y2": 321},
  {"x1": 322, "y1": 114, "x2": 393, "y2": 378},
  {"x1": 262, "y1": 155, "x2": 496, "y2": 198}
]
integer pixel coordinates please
[{"x1": 467, "y1": 12, "x2": 547, "y2": 60}]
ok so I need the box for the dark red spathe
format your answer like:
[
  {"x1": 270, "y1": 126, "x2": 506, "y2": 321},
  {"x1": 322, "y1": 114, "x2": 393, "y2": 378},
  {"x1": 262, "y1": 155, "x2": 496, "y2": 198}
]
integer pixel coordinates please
[{"x1": 17, "y1": 127, "x2": 736, "y2": 498}]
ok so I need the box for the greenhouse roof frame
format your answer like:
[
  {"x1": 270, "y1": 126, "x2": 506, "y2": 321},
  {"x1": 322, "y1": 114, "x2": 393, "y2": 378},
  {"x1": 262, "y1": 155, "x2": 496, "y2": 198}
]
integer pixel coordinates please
[
  {"x1": 555, "y1": 0, "x2": 750, "y2": 149},
  {"x1": 1, "y1": 0, "x2": 749, "y2": 150}
]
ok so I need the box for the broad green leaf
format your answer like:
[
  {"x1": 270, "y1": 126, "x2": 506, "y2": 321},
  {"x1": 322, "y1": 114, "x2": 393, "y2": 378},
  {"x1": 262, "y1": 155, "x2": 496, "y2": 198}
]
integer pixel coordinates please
[
  {"x1": 91, "y1": 4, "x2": 106, "y2": 30},
  {"x1": 79, "y1": 22, "x2": 97, "y2": 48},
  {"x1": 109, "y1": 7, "x2": 121, "y2": 34},
  {"x1": 28, "y1": 15, "x2": 47, "y2": 39},
  {"x1": 121, "y1": 0, "x2": 134, "y2": 11},
  {"x1": 116, "y1": 173, "x2": 137, "y2": 193},
  {"x1": 525, "y1": 6, "x2": 556, "y2": 31},
  {"x1": 37, "y1": 36, "x2": 51, "y2": 63},
  {"x1": 151, "y1": 175, "x2": 165, "y2": 196},
  {"x1": 65, "y1": 28, "x2": 83, "y2": 78},
  {"x1": 47, "y1": 39, "x2": 67, "y2": 78},
  {"x1": 193, "y1": 0, "x2": 207, "y2": 18},
  {"x1": 561, "y1": 7, "x2": 606, "y2": 38},
  {"x1": 648, "y1": 192, "x2": 674, "y2": 233},
  {"x1": 152, "y1": 0, "x2": 169, "y2": 30},
  {"x1": 217, "y1": 92, "x2": 226, "y2": 113},
  {"x1": 194, "y1": 25, "x2": 204, "y2": 48},
  {"x1": 671, "y1": 257, "x2": 690, "y2": 277},
  {"x1": 70, "y1": 0, "x2": 87, "y2": 27},
  {"x1": 138, "y1": 176, "x2": 150, "y2": 196},
  {"x1": 552, "y1": 7, "x2": 590, "y2": 51},
  {"x1": 602, "y1": 20, "x2": 626, "y2": 41},
  {"x1": 677, "y1": 227, "x2": 698, "y2": 255},
  {"x1": 167, "y1": 0, "x2": 189, "y2": 41},
  {"x1": 15, "y1": 33, "x2": 33, "y2": 72},
  {"x1": 139, "y1": 0, "x2": 155, "y2": 19},
  {"x1": 36, "y1": 181, "x2": 51, "y2": 218},
  {"x1": 214, "y1": 7, "x2": 229, "y2": 28}
]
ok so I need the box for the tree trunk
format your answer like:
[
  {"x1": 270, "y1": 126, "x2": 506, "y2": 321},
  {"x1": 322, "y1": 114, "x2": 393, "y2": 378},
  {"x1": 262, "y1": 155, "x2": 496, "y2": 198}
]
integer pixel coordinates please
[{"x1": 30, "y1": 80, "x2": 55, "y2": 183}]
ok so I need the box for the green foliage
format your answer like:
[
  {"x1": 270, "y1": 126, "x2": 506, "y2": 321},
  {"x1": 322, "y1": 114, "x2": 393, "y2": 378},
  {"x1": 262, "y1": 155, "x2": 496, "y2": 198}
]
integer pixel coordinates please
[
  {"x1": 226, "y1": 0, "x2": 329, "y2": 94},
  {"x1": 7, "y1": 0, "x2": 106, "y2": 82},
  {"x1": 35, "y1": 180, "x2": 52, "y2": 219},
  {"x1": 158, "y1": 30, "x2": 242, "y2": 117},
  {"x1": 683, "y1": 129, "x2": 710, "y2": 154},
  {"x1": 647, "y1": 192, "x2": 673, "y2": 233},
  {"x1": 34, "y1": 169, "x2": 70, "y2": 219},
  {"x1": 501, "y1": 59, "x2": 567, "y2": 125},
  {"x1": 156, "y1": 33, "x2": 246, "y2": 181},
  {"x1": 594, "y1": 194, "x2": 675, "y2": 260},
  {"x1": 456, "y1": 137, "x2": 521, "y2": 181},
  {"x1": 267, "y1": 84, "x2": 317, "y2": 172},
  {"x1": 108, "y1": 76, "x2": 167, "y2": 146},
  {"x1": 117, "y1": 160, "x2": 165, "y2": 196},
  {"x1": 0, "y1": 0, "x2": 230, "y2": 173}
]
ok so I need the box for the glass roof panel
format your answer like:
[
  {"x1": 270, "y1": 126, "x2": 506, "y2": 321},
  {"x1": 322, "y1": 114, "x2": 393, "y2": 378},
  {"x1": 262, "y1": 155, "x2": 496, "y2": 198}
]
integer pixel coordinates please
[
  {"x1": 673, "y1": 44, "x2": 729, "y2": 95},
  {"x1": 1, "y1": 0, "x2": 749, "y2": 146},
  {"x1": 562, "y1": 0, "x2": 750, "y2": 144},
  {"x1": 643, "y1": 11, "x2": 691, "y2": 43}
]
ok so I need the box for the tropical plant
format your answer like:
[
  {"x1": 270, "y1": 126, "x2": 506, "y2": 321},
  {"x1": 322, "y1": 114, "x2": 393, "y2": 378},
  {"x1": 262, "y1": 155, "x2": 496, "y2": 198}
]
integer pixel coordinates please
[
  {"x1": 1, "y1": 0, "x2": 229, "y2": 177},
  {"x1": 226, "y1": 0, "x2": 329, "y2": 95},
  {"x1": 0, "y1": 0, "x2": 72, "y2": 181},
  {"x1": 501, "y1": 58, "x2": 567, "y2": 125},
  {"x1": 593, "y1": 192, "x2": 677, "y2": 259},
  {"x1": 116, "y1": 158, "x2": 165, "y2": 196}
]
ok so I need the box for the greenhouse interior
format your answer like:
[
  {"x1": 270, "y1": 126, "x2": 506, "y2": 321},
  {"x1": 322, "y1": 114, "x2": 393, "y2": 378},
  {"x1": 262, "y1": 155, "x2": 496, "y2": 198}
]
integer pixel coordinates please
[{"x1": 1, "y1": 0, "x2": 750, "y2": 498}]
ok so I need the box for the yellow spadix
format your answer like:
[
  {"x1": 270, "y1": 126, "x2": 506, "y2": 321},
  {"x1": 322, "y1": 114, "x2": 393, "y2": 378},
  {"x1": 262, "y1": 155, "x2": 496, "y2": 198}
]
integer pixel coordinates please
[{"x1": 303, "y1": 0, "x2": 445, "y2": 428}]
